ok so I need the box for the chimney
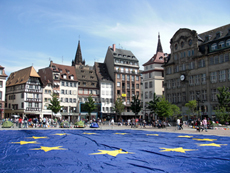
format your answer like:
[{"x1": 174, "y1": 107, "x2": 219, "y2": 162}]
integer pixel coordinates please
[{"x1": 112, "y1": 44, "x2": 116, "y2": 52}]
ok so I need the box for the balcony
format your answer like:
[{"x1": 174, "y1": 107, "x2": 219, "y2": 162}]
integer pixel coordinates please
[
  {"x1": 25, "y1": 89, "x2": 42, "y2": 93},
  {"x1": 26, "y1": 98, "x2": 42, "y2": 102},
  {"x1": 26, "y1": 107, "x2": 41, "y2": 112}
]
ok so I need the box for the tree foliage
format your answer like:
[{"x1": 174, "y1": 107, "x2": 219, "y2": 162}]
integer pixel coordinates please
[
  {"x1": 147, "y1": 93, "x2": 160, "y2": 115},
  {"x1": 130, "y1": 95, "x2": 142, "y2": 117},
  {"x1": 84, "y1": 95, "x2": 97, "y2": 120},
  {"x1": 47, "y1": 94, "x2": 63, "y2": 114},
  {"x1": 112, "y1": 97, "x2": 125, "y2": 118},
  {"x1": 214, "y1": 107, "x2": 230, "y2": 124},
  {"x1": 185, "y1": 100, "x2": 197, "y2": 116},
  {"x1": 217, "y1": 86, "x2": 230, "y2": 109}
]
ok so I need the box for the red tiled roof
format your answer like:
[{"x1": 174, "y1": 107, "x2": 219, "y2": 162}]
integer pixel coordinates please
[{"x1": 143, "y1": 52, "x2": 165, "y2": 66}]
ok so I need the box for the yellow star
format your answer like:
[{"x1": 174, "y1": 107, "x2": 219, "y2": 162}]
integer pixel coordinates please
[
  {"x1": 178, "y1": 135, "x2": 193, "y2": 138},
  {"x1": 30, "y1": 146, "x2": 67, "y2": 152},
  {"x1": 114, "y1": 133, "x2": 128, "y2": 135},
  {"x1": 52, "y1": 133, "x2": 68, "y2": 136},
  {"x1": 11, "y1": 141, "x2": 39, "y2": 145},
  {"x1": 83, "y1": 132, "x2": 97, "y2": 135},
  {"x1": 197, "y1": 143, "x2": 227, "y2": 147},
  {"x1": 27, "y1": 136, "x2": 48, "y2": 139},
  {"x1": 193, "y1": 138, "x2": 217, "y2": 141},
  {"x1": 90, "y1": 149, "x2": 134, "y2": 157},
  {"x1": 146, "y1": 134, "x2": 159, "y2": 136},
  {"x1": 160, "y1": 147, "x2": 197, "y2": 153}
]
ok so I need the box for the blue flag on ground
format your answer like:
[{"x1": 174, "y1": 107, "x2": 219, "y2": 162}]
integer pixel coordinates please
[{"x1": 0, "y1": 130, "x2": 230, "y2": 172}]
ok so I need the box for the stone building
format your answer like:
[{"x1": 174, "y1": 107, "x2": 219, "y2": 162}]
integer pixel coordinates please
[
  {"x1": 0, "y1": 65, "x2": 7, "y2": 119},
  {"x1": 142, "y1": 34, "x2": 165, "y2": 120},
  {"x1": 104, "y1": 44, "x2": 141, "y2": 121},
  {"x1": 164, "y1": 24, "x2": 230, "y2": 120}
]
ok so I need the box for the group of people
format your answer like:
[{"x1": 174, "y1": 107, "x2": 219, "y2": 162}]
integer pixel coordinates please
[{"x1": 177, "y1": 117, "x2": 208, "y2": 132}]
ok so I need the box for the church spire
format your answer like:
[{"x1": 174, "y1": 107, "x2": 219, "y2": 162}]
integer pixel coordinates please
[
  {"x1": 72, "y1": 40, "x2": 85, "y2": 66},
  {"x1": 156, "y1": 32, "x2": 163, "y2": 53}
]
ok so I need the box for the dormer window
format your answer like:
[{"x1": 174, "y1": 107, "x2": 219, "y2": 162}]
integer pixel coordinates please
[
  {"x1": 211, "y1": 43, "x2": 217, "y2": 51},
  {"x1": 226, "y1": 39, "x2": 230, "y2": 47},
  {"x1": 89, "y1": 71, "x2": 93, "y2": 74},
  {"x1": 70, "y1": 75, "x2": 74, "y2": 80},
  {"x1": 81, "y1": 70, "x2": 84, "y2": 73},
  {"x1": 123, "y1": 55, "x2": 126, "y2": 58},
  {"x1": 132, "y1": 56, "x2": 135, "y2": 59},
  {"x1": 83, "y1": 82, "x2": 86, "y2": 86},
  {"x1": 218, "y1": 41, "x2": 225, "y2": 48},
  {"x1": 63, "y1": 74, "x2": 66, "y2": 79},
  {"x1": 181, "y1": 41, "x2": 184, "y2": 48},
  {"x1": 216, "y1": 32, "x2": 220, "y2": 39},
  {"x1": 82, "y1": 75, "x2": 85, "y2": 78},
  {"x1": 90, "y1": 76, "x2": 94, "y2": 79},
  {"x1": 175, "y1": 44, "x2": 178, "y2": 50},
  {"x1": 118, "y1": 54, "x2": 122, "y2": 57},
  {"x1": 91, "y1": 83, "x2": 94, "y2": 86},
  {"x1": 188, "y1": 39, "x2": 192, "y2": 46}
]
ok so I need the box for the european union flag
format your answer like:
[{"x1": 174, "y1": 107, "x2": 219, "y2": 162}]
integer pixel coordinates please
[{"x1": 0, "y1": 130, "x2": 230, "y2": 172}]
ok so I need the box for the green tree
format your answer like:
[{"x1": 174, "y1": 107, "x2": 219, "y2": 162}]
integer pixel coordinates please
[
  {"x1": 214, "y1": 107, "x2": 230, "y2": 124},
  {"x1": 215, "y1": 86, "x2": 230, "y2": 124},
  {"x1": 171, "y1": 104, "x2": 181, "y2": 118},
  {"x1": 185, "y1": 100, "x2": 197, "y2": 116},
  {"x1": 47, "y1": 94, "x2": 63, "y2": 115},
  {"x1": 112, "y1": 97, "x2": 125, "y2": 119},
  {"x1": 156, "y1": 96, "x2": 173, "y2": 118},
  {"x1": 130, "y1": 95, "x2": 142, "y2": 118},
  {"x1": 147, "y1": 93, "x2": 160, "y2": 115},
  {"x1": 84, "y1": 95, "x2": 97, "y2": 120},
  {"x1": 217, "y1": 86, "x2": 230, "y2": 109}
]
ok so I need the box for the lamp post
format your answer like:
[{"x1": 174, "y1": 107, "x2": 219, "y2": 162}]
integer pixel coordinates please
[{"x1": 196, "y1": 91, "x2": 200, "y2": 119}]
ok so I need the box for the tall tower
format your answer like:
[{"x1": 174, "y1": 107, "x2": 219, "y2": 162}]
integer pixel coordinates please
[
  {"x1": 72, "y1": 40, "x2": 85, "y2": 66},
  {"x1": 156, "y1": 33, "x2": 163, "y2": 53}
]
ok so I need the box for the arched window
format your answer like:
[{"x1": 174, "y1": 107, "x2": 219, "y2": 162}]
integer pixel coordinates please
[
  {"x1": 218, "y1": 41, "x2": 225, "y2": 48},
  {"x1": 211, "y1": 43, "x2": 217, "y2": 51},
  {"x1": 181, "y1": 41, "x2": 184, "y2": 48},
  {"x1": 175, "y1": 44, "x2": 178, "y2": 50},
  {"x1": 188, "y1": 39, "x2": 192, "y2": 46},
  {"x1": 226, "y1": 39, "x2": 230, "y2": 47}
]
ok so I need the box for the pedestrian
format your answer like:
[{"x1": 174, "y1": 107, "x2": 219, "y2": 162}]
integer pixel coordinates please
[
  {"x1": 177, "y1": 118, "x2": 180, "y2": 130},
  {"x1": 197, "y1": 118, "x2": 201, "y2": 132},
  {"x1": 24, "y1": 116, "x2": 28, "y2": 128},
  {"x1": 202, "y1": 117, "x2": 208, "y2": 132}
]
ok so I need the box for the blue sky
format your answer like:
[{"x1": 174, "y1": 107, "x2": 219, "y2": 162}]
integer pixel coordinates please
[{"x1": 1, "y1": 0, "x2": 230, "y2": 75}]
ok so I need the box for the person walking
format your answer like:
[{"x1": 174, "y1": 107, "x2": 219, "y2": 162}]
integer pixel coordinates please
[
  {"x1": 202, "y1": 117, "x2": 208, "y2": 132},
  {"x1": 197, "y1": 118, "x2": 201, "y2": 132},
  {"x1": 177, "y1": 118, "x2": 181, "y2": 130}
]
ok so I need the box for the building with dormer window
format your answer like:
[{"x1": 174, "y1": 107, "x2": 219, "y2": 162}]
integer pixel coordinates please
[
  {"x1": 5, "y1": 66, "x2": 42, "y2": 119},
  {"x1": 163, "y1": 24, "x2": 230, "y2": 120}
]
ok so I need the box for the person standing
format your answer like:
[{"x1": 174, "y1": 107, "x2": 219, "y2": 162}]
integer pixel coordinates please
[
  {"x1": 177, "y1": 118, "x2": 180, "y2": 130},
  {"x1": 202, "y1": 117, "x2": 208, "y2": 132},
  {"x1": 197, "y1": 118, "x2": 201, "y2": 132}
]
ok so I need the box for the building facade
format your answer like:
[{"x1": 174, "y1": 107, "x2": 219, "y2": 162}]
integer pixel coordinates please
[
  {"x1": 104, "y1": 44, "x2": 141, "y2": 121},
  {"x1": 72, "y1": 41, "x2": 100, "y2": 120},
  {"x1": 39, "y1": 62, "x2": 79, "y2": 122},
  {"x1": 5, "y1": 66, "x2": 42, "y2": 119},
  {"x1": 95, "y1": 62, "x2": 115, "y2": 120},
  {"x1": 0, "y1": 66, "x2": 7, "y2": 119},
  {"x1": 142, "y1": 34, "x2": 165, "y2": 120},
  {"x1": 164, "y1": 24, "x2": 230, "y2": 120}
]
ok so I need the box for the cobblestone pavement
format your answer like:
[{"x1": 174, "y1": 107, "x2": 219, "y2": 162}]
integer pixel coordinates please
[{"x1": 1, "y1": 124, "x2": 230, "y2": 137}]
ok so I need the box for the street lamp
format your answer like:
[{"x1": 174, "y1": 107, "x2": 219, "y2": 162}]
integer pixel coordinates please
[{"x1": 196, "y1": 91, "x2": 201, "y2": 119}]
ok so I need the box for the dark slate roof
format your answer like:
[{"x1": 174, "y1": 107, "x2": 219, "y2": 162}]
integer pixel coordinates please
[
  {"x1": 75, "y1": 65, "x2": 99, "y2": 88},
  {"x1": 94, "y1": 62, "x2": 113, "y2": 82},
  {"x1": 110, "y1": 48, "x2": 138, "y2": 61}
]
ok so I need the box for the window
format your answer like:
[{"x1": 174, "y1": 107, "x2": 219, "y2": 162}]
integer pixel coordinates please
[
  {"x1": 226, "y1": 39, "x2": 230, "y2": 47},
  {"x1": 61, "y1": 90, "x2": 64, "y2": 94},
  {"x1": 136, "y1": 76, "x2": 139, "y2": 81},
  {"x1": 219, "y1": 70, "x2": 226, "y2": 82},
  {"x1": 174, "y1": 54, "x2": 177, "y2": 60},
  {"x1": 189, "y1": 62, "x2": 195, "y2": 69},
  {"x1": 224, "y1": 53, "x2": 229, "y2": 62},
  {"x1": 131, "y1": 76, "x2": 135, "y2": 81},
  {"x1": 21, "y1": 93, "x2": 24, "y2": 98},
  {"x1": 214, "y1": 56, "x2": 219, "y2": 64},
  {"x1": 181, "y1": 41, "x2": 184, "y2": 48},
  {"x1": 0, "y1": 81, "x2": 2, "y2": 88},
  {"x1": 175, "y1": 44, "x2": 178, "y2": 50},
  {"x1": 145, "y1": 82, "x2": 148, "y2": 89},
  {"x1": 188, "y1": 39, "x2": 192, "y2": 46},
  {"x1": 28, "y1": 102, "x2": 32, "y2": 107},
  {"x1": 21, "y1": 102, "x2": 24, "y2": 109},
  {"x1": 35, "y1": 103, "x2": 39, "y2": 108},
  {"x1": 174, "y1": 65, "x2": 179, "y2": 72},
  {"x1": 0, "y1": 91, "x2": 2, "y2": 100},
  {"x1": 62, "y1": 81, "x2": 64, "y2": 86},
  {"x1": 149, "y1": 91, "x2": 153, "y2": 99},
  {"x1": 181, "y1": 64, "x2": 186, "y2": 71},
  {"x1": 202, "y1": 90, "x2": 207, "y2": 101},
  {"x1": 120, "y1": 67, "x2": 124, "y2": 72},
  {"x1": 65, "y1": 98, "x2": 68, "y2": 102},
  {"x1": 69, "y1": 98, "x2": 72, "y2": 103},
  {"x1": 125, "y1": 68, "x2": 129, "y2": 73},
  {"x1": 172, "y1": 79, "x2": 175, "y2": 88},
  {"x1": 218, "y1": 41, "x2": 225, "y2": 48},
  {"x1": 229, "y1": 69, "x2": 230, "y2": 81},
  {"x1": 210, "y1": 72, "x2": 217, "y2": 83},
  {"x1": 149, "y1": 72, "x2": 152, "y2": 78},
  {"x1": 117, "y1": 82, "x2": 121, "y2": 87},
  {"x1": 195, "y1": 75, "x2": 200, "y2": 85},
  {"x1": 70, "y1": 82, "x2": 73, "y2": 87},
  {"x1": 127, "y1": 75, "x2": 130, "y2": 81},
  {"x1": 211, "y1": 43, "x2": 217, "y2": 51},
  {"x1": 190, "y1": 91, "x2": 195, "y2": 100},
  {"x1": 117, "y1": 74, "x2": 120, "y2": 79},
  {"x1": 149, "y1": 81, "x2": 152, "y2": 88},
  {"x1": 122, "y1": 74, "x2": 125, "y2": 80},
  {"x1": 0, "y1": 69, "x2": 2, "y2": 75},
  {"x1": 219, "y1": 54, "x2": 224, "y2": 63},
  {"x1": 145, "y1": 92, "x2": 148, "y2": 99},
  {"x1": 173, "y1": 93, "x2": 176, "y2": 103},
  {"x1": 66, "y1": 82, "x2": 69, "y2": 86},
  {"x1": 198, "y1": 59, "x2": 205, "y2": 68},
  {"x1": 136, "y1": 84, "x2": 139, "y2": 89},
  {"x1": 177, "y1": 93, "x2": 181, "y2": 103},
  {"x1": 211, "y1": 89, "x2": 217, "y2": 101},
  {"x1": 201, "y1": 74, "x2": 206, "y2": 84},
  {"x1": 209, "y1": 56, "x2": 214, "y2": 65}
]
